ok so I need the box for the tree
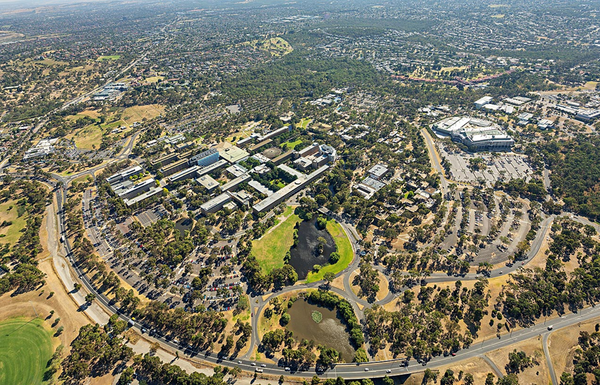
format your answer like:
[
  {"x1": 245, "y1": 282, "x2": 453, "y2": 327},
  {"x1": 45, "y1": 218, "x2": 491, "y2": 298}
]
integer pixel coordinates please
[
  {"x1": 324, "y1": 272, "x2": 335, "y2": 287},
  {"x1": 149, "y1": 342, "x2": 160, "y2": 355},
  {"x1": 485, "y1": 373, "x2": 495, "y2": 385},
  {"x1": 441, "y1": 369, "x2": 455, "y2": 385},
  {"x1": 85, "y1": 293, "x2": 96, "y2": 304},
  {"x1": 353, "y1": 348, "x2": 368, "y2": 363},
  {"x1": 230, "y1": 367, "x2": 241, "y2": 378},
  {"x1": 423, "y1": 369, "x2": 438, "y2": 384},
  {"x1": 382, "y1": 376, "x2": 394, "y2": 385},
  {"x1": 559, "y1": 372, "x2": 574, "y2": 385},
  {"x1": 497, "y1": 374, "x2": 520, "y2": 385},
  {"x1": 464, "y1": 373, "x2": 474, "y2": 385},
  {"x1": 317, "y1": 346, "x2": 341, "y2": 368},
  {"x1": 507, "y1": 350, "x2": 534, "y2": 374}
]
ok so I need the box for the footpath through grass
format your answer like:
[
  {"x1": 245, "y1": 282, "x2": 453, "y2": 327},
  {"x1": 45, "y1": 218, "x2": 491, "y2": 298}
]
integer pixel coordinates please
[
  {"x1": 306, "y1": 220, "x2": 354, "y2": 283},
  {"x1": 0, "y1": 317, "x2": 54, "y2": 385},
  {"x1": 252, "y1": 207, "x2": 300, "y2": 274}
]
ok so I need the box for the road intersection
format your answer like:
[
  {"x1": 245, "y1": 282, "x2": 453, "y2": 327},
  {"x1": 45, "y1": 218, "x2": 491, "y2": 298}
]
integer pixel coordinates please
[{"x1": 21, "y1": 125, "x2": 593, "y2": 383}]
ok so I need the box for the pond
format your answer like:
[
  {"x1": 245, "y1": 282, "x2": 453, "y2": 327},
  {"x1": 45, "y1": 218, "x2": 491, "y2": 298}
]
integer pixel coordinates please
[
  {"x1": 175, "y1": 218, "x2": 193, "y2": 237},
  {"x1": 289, "y1": 217, "x2": 336, "y2": 280},
  {"x1": 286, "y1": 298, "x2": 355, "y2": 362}
]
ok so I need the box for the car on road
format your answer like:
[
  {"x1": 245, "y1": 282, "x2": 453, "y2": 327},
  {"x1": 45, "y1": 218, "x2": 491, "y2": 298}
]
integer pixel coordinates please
[
  {"x1": 364, "y1": 368, "x2": 369, "y2": 372},
  {"x1": 260, "y1": 364, "x2": 266, "y2": 367},
  {"x1": 285, "y1": 367, "x2": 290, "y2": 371},
  {"x1": 250, "y1": 363, "x2": 256, "y2": 366},
  {"x1": 548, "y1": 325, "x2": 553, "y2": 330},
  {"x1": 386, "y1": 369, "x2": 392, "y2": 373},
  {"x1": 255, "y1": 368, "x2": 263, "y2": 373}
]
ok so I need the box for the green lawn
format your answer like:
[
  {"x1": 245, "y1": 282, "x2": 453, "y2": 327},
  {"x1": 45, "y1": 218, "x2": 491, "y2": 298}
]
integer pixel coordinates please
[
  {"x1": 97, "y1": 55, "x2": 121, "y2": 61},
  {"x1": 306, "y1": 220, "x2": 354, "y2": 283},
  {"x1": 252, "y1": 207, "x2": 300, "y2": 274},
  {"x1": 0, "y1": 200, "x2": 28, "y2": 246},
  {"x1": 282, "y1": 139, "x2": 303, "y2": 150},
  {"x1": 0, "y1": 317, "x2": 54, "y2": 385},
  {"x1": 299, "y1": 118, "x2": 313, "y2": 129}
]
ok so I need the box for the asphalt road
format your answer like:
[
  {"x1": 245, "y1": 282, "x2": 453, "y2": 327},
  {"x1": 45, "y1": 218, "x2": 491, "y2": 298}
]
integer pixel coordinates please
[
  {"x1": 52, "y1": 179, "x2": 573, "y2": 380},
  {"x1": 38, "y1": 127, "x2": 593, "y2": 382}
]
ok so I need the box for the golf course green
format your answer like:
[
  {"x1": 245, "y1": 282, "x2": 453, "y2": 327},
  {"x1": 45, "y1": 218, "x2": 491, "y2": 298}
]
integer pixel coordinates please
[{"x1": 0, "y1": 317, "x2": 54, "y2": 385}]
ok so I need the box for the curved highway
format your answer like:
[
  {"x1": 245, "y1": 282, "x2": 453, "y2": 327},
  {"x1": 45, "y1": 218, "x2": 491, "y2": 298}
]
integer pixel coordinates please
[
  {"x1": 51, "y1": 184, "x2": 600, "y2": 379},
  {"x1": 39, "y1": 132, "x2": 595, "y2": 381}
]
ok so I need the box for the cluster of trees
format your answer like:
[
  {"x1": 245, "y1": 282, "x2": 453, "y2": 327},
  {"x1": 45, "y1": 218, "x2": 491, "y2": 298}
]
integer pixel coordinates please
[
  {"x1": 499, "y1": 219, "x2": 600, "y2": 325},
  {"x1": 352, "y1": 261, "x2": 380, "y2": 301},
  {"x1": 536, "y1": 137, "x2": 600, "y2": 220},
  {"x1": 560, "y1": 329, "x2": 600, "y2": 385},
  {"x1": 243, "y1": 255, "x2": 298, "y2": 291},
  {"x1": 0, "y1": 180, "x2": 51, "y2": 295},
  {"x1": 249, "y1": 165, "x2": 297, "y2": 192},
  {"x1": 494, "y1": 178, "x2": 547, "y2": 202},
  {"x1": 364, "y1": 279, "x2": 489, "y2": 359},
  {"x1": 61, "y1": 321, "x2": 235, "y2": 385},
  {"x1": 221, "y1": 54, "x2": 383, "y2": 102},
  {"x1": 61, "y1": 317, "x2": 134, "y2": 383},
  {"x1": 141, "y1": 302, "x2": 232, "y2": 352},
  {"x1": 307, "y1": 290, "x2": 364, "y2": 347},
  {"x1": 130, "y1": 218, "x2": 194, "y2": 267}
]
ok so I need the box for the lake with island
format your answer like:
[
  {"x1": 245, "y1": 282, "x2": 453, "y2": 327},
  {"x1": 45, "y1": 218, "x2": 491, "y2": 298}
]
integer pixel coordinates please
[
  {"x1": 289, "y1": 217, "x2": 336, "y2": 280},
  {"x1": 286, "y1": 298, "x2": 355, "y2": 362}
]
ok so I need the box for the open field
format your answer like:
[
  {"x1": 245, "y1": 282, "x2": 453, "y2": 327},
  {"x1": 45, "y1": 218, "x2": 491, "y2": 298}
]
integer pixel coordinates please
[
  {"x1": 0, "y1": 200, "x2": 28, "y2": 246},
  {"x1": 122, "y1": 104, "x2": 165, "y2": 125},
  {"x1": 298, "y1": 118, "x2": 312, "y2": 129},
  {"x1": 305, "y1": 220, "x2": 354, "y2": 283},
  {"x1": 252, "y1": 208, "x2": 300, "y2": 274},
  {"x1": 486, "y1": 336, "x2": 550, "y2": 384},
  {"x1": 548, "y1": 315, "x2": 600, "y2": 378},
  {"x1": 245, "y1": 37, "x2": 293, "y2": 56},
  {"x1": 0, "y1": 317, "x2": 54, "y2": 385},
  {"x1": 67, "y1": 124, "x2": 104, "y2": 150},
  {"x1": 282, "y1": 139, "x2": 303, "y2": 150},
  {"x1": 97, "y1": 55, "x2": 121, "y2": 61},
  {"x1": 144, "y1": 76, "x2": 165, "y2": 84}
]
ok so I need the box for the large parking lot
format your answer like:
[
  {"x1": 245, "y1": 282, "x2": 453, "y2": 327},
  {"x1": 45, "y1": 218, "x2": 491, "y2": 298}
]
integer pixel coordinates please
[{"x1": 439, "y1": 144, "x2": 533, "y2": 186}]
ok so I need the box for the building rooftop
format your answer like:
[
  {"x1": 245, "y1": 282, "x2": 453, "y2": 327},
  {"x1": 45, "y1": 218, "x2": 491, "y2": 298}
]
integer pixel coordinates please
[
  {"x1": 190, "y1": 148, "x2": 218, "y2": 163},
  {"x1": 196, "y1": 175, "x2": 219, "y2": 191},
  {"x1": 219, "y1": 146, "x2": 249, "y2": 163},
  {"x1": 368, "y1": 164, "x2": 389, "y2": 179}
]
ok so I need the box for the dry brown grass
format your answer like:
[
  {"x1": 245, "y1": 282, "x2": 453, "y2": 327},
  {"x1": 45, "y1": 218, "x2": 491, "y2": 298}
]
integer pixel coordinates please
[
  {"x1": 548, "y1": 316, "x2": 600, "y2": 377},
  {"x1": 486, "y1": 336, "x2": 550, "y2": 384}
]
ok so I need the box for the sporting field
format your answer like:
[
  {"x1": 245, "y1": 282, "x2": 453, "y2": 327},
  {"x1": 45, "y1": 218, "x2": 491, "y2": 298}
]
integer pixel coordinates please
[
  {"x1": 0, "y1": 317, "x2": 54, "y2": 385},
  {"x1": 252, "y1": 207, "x2": 300, "y2": 273},
  {"x1": 97, "y1": 55, "x2": 121, "y2": 61},
  {"x1": 305, "y1": 220, "x2": 354, "y2": 283},
  {"x1": 0, "y1": 200, "x2": 28, "y2": 246}
]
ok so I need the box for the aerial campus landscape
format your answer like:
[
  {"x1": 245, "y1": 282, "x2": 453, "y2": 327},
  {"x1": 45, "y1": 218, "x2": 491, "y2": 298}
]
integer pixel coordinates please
[{"x1": 3, "y1": 1, "x2": 600, "y2": 385}]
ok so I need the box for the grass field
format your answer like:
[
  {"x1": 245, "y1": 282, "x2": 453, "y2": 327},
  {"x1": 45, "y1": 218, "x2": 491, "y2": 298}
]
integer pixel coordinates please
[
  {"x1": 252, "y1": 207, "x2": 300, "y2": 274},
  {"x1": 282, "y1": 139, "x2": 303, "y2": 150},
  {"x1": 122, "y1": 104, "x2": 165, "y2": 125},
  {"x1": 0, "y1": 200, "x2": 28, "y2": 246},
  {"x1": 305, "y1": 220, "x2": 354, "y2": 283},
  {"x1": 298, "y1": 118, "x2": 312, "y2": 129},
  {"x1": 97, "y1": 55, "x2": 121, "y2": 61},
  {"x1": 0, "y1": 317, "x2": 54, "y2": 385},
  {"x1": 144, "y1": 76, "x2": 165, "y2": 84},
  {"x1": 67, "y1": 124, "x2": 104, "y2": 150}
]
